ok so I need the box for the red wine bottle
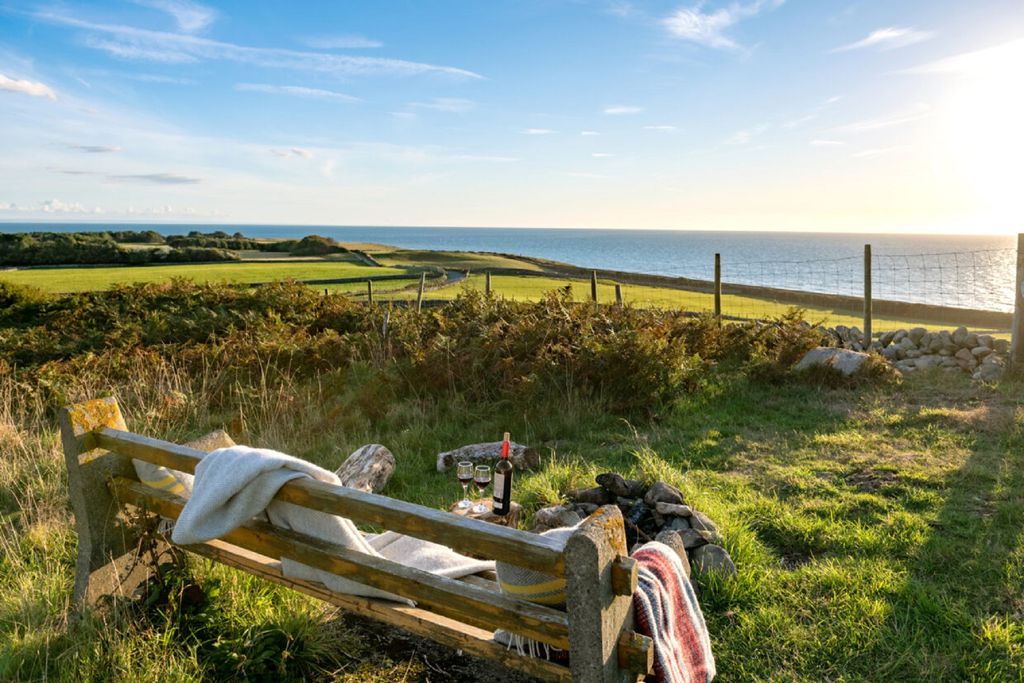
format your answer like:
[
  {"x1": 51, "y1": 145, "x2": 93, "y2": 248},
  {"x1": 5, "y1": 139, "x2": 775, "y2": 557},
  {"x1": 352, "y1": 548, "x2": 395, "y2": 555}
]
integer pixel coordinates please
[{"x1": 493, "y1": 432, "x2": 514, "y2": 516}]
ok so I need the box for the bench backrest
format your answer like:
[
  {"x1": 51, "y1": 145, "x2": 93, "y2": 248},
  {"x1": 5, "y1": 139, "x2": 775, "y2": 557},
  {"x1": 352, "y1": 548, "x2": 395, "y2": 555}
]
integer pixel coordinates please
[{"x1": 60, "y1": 396, "x2": 651, "y2": 682}]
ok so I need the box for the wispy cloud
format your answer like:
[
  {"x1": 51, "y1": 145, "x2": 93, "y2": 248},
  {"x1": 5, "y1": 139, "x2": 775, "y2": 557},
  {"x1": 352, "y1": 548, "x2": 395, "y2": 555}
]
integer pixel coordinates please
[
  {"x1": 522, "y1": 128, "x2": 556, "y2": 135},
  {"x1": 304, "y1": 35, "x2": 383, "y2": 49},
  {"x1": 271, "y1": 147, "x2": 313, "y2": 159},
  {"x1": 36, "y1": 11, "x2": 484, "y2": 79},
  {"x1": 836, "y1": 104, "x2": 931, "y2": 133},
  {"x1": 130, "y1": 0, "x2": 217, "y2": 33},
  {"x1": 783, "y1": 95, "x2": 842, "y2": 129},
  {"x1": 662, "y1": 0, "x2": 784, "y2": 50},
  {"x1": 67, "y1": 143, "x2": 122, "y2": 153},
  {"x1": 109, "y1": 172, "x2": 201, "y2": 184},
  {"x1": 832, "y1": 26, "x2": 933, "y2": 53},
  {"x1": 643, "y1": 124, "x2": 677, "y2": 132},
  {"x1": 591, "y1": 152, "x2": 614, "y2": 158},
  {"x1": 810, "y1": 139, "x2": 844, "y2": 147},
  {"x1": 726, "y1": 123, "x2": 768, "y2": 145},
  {"x1": 450, "y1": 154, "x2": 520, "y2": 163},
  {"x1": 580, "y1": 130, "x2": 600, "y2": 136},
  {"x1": 409, "y1": 97, "x2": 475, "y2": 112},
  {"x1": 604, "y1": 104, "x2": 643, "y2": 115},
  {"x1": 899, "y1": 37, "x2": 1024, "y2": 76},
  {"x1": 236, "y1": 83, "x2": 360, "y2": 103},
  {"x1": 0, "y1": 73, "x2": 57, "y2": 100}
]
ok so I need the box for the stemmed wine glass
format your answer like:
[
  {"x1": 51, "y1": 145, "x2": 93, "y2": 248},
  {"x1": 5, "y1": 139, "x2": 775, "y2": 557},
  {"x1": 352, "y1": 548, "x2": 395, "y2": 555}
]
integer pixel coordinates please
[
  {"x1": 472, "y1": 465, "x2": 491, "y2": 514},
  {"x1": 456, "y1": 461, "x2": 473, "y2": 509}
]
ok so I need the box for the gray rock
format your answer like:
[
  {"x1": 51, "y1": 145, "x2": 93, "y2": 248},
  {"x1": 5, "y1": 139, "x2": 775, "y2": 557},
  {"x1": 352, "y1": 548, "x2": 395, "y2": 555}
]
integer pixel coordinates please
[
  {"x1": 688, "y1": 510, "x2": 720, "y2": 536},
  {"x1": 596, "y1": 472, "x2": 631, "y2": 497},
  {"x1": 655, "y1": 502, "x2": 693, "y2": 517},
  {"x1": 679, "y1": 528, "x2": 713, "y2": 550},
  {"x1": 916, "y1": 355, "x2": 943, "y2": 370},
  {"x1": 965, "y1": 332, "x2": 979, "y2": 348},
  {"x1": 905, "y1": 349, "x2": 922, "y2": 359},
  {"x1": 795, "y1": 347, "x2": 871, "y2": 376},
  {"x1": 941, "y1": 358, "x2": 959, "y2": 368},
  {"x1": 938, "y1": 348, "x2": 953, "y2": 357},
  {"x1": 979, "y1": 334, "x2": 995, "y2": 348},
  {"x1": 569, "y1": 486, "x2": 615, "y2": 505},
  {"x1": 437, "y1": 441, "x2": 539, "y2": 472},
  {"x1": 908, "y1": 327, "x2": 927, "y2": 343},
  {"x1": 665, "y1": 516, "x2": 692, "y2": 532},
  {"x1": 336, "y1": 443, "x2": 396, "y2": 493},
  {"x1": 691, "y1": 544, "x2": 737, "y2": 578},
  {"x1": 898, "y1": 336, "x2": 916, "y2": 351},
  {"x1": 574, "y1": 502, "x2": 599, "y2": 516},
  {"x1": 880, "y1": 330, "x2": 897, "y2": 347},
  {"x1": 952, "y1": 326, "x2": 969, "y2": 346},
  {"x1": 978, "y1": 363, "x2": 1003, "y2": 382},
  {"x1": 893, "y1": 329, "x2": 908, "y2": 343},
  {"x1": 955, "y1": 348, "x2": 974, "y2": 362},
  {"x1": 881, "y1": 345, "x2": 900, "y2": 360},
  {"x1": 971, "y1": 346, "x2": 992, "y2": 358},
  {"x1": 654, "y1": 531, "x2": 690, "y2": 577},
  {"x1": 994, "y1": 339, "x2": 1010, "y2": 354},
  {"x1": 533, "y1": 505, "x2": 581, "y2": 530},
  {"x1": 644, "y1": 481, "x2": 685, "y2": 507},
  {"x1": 894, "y1": 360, "x2": 916, "y2": 374}
]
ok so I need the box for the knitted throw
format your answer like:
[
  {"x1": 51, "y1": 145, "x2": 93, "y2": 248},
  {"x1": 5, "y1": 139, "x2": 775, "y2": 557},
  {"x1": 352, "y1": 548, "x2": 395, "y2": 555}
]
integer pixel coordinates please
[{"x1": 632, "y1": 541, "x2": 716, "y2": 683}]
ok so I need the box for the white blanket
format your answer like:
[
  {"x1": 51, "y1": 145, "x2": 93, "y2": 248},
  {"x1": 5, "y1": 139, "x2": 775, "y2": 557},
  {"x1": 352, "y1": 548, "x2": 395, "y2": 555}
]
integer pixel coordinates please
[{"x1": 163, "y1": 446, "x2": 494, "y2": 603}]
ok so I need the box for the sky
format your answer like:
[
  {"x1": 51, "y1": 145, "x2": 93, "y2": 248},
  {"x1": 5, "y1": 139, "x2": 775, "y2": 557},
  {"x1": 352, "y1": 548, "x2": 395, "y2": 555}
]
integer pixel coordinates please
[{"x1": 0, "y1": 0, "x2": 1022, "y2": 233}]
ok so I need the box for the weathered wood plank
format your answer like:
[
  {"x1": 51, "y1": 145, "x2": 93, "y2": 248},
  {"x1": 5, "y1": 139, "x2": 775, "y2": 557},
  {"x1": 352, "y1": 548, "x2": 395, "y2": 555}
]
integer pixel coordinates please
[
  {"x1": 185, "y1": 539, "x2": 572, "y2": 682},
  {"x1": 617, "y1": 631, "x2": 654, "y2": 676},
  {"x1": 94, "y1": 428, "x2": 566, "y2": 575},
  {"x1": 110, "y1": 477, "x2": 570, "y2": 649},
  {"x1": 610, "y1": 556, "x2": 638, "y2": 597}
]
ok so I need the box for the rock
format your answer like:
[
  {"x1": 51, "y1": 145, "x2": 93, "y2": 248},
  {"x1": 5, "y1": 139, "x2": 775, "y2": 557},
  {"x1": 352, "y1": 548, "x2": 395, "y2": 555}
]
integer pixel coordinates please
[
  {"x1": 691, "y1": 544, "x2": 737, "y2": 578},
  {"x1": 624, "y1": 500, "x2": 651, "y2": 527},
  {"x1": 679, "y1": 528, "x2": 713, "y2": 550},
  {"x1": 616, "y1": 496, "x2": 637, "y2": 509},
  {"x1": 655, "y1": 502, "x2": 693, "y2": 517},
  {"x1": 185, "y1": 429, "x2": 236, "y2": 452},
  {"x1": 978, "y1": 334, "x2": 995, "y2": 348},
  {"x1": 971, "y1": 346, "x2": 992, "y2": 358},
  {"x1": 952, "y1": 326, "x2": 969, "y2": 346},
  {"x1": 898, "y1": 336, "x2": 916, "y2": 351},
  {"x1": 938, "y1": 348, "x2": 954, "y2": 357},
  {"x1": 569, "y1": 486, "x2": 615, "y2": 505},
  {"x1": 893, "y1": 329, "x2": 908, "y2": 343},
  {"x1": 965, "y1": 332, "x2": 979, "y2": 348},
  {"x1": 574, "y1": 502, "x2": 599, "y2": 516},
  {"x1": 894, "y1": 360, "x2": 916, "y2": 374},
  {"x1": 533, "y1": 505, "x2": 581, "y2": 530},
  {"x1": 881, "y1": 345, "x2": 900, "y2": 361},
  {"x1": 994, "y1": 339, "x2": 1010, "y2": 354},
  {"x1": 916, "y1": 355, "x2": 943, "y2": 370},
  {"x1": 596, "y1": 472, "x2": 631, "y2": 497},
  {"x1": 978, "y1": 363, "x2": 1003, "y2": 382},
  {"x1": 908, "y1": 327, "x2": 927, "y2": 344},
  {"x1": 643, "y1": 481, "x2": 685, "y2": 507},
  {"x1": 850, "y1": 326, "x2": 862, "y2": 342},
  {"x1": 688, "y1": 510, "x2": 720, "y2": 536},
  {"x1": 335, "y1": 444, "x2": 396, "y2": 493},
  {"x1": 919, "y1": 332, "x2": 933, "y2": 349},
  {"x1": 437, "y1": 441, "x2": 540, "y2": 472},
  {"x1": 654, "y1": 531, "x2": 690, "y2": 577},
  {"x1": 941, "y1": 358, "x2": 959, "y2": 368},
  {"x1": 905, "y1": 349, "x2": 922, "y2": 359},
  {"x1": 880, "y1": 330, "x2": 897, "y2": 347},
  {"x1": 794, "y1": 347, "x2": 870, "y2": 376},
  {"x1": 955, "y1": 348, "x2": 974, "y2": 362},
  {"x1": 665, "y1": 516, "x2": 692, "y2": 532}
]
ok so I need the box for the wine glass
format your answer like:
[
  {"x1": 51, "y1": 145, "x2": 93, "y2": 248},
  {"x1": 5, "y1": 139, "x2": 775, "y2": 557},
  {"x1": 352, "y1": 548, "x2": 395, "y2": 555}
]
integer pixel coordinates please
[
  {"x1": 472, "y1": 465, "x2": 491, "y2": 514},
  {"x1": 456, "y1": 461, "x2": 473, "y2": 509}
]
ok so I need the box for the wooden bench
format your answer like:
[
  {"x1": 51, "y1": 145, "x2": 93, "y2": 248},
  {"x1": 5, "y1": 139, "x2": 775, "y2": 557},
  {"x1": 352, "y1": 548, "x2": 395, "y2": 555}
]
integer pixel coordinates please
[{"x1": 60, "y1": 397, "x2": 654, "y2": 682}]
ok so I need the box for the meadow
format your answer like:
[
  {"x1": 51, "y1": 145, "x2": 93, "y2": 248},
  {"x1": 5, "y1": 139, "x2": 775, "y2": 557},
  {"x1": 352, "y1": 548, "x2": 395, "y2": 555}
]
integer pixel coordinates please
[{"x1": 0, "y1": 280, "x2": 1021, "y2": 681}]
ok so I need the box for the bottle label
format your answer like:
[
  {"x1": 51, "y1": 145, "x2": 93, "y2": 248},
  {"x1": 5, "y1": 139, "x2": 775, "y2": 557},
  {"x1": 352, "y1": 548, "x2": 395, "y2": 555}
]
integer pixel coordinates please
[{"x1": 493, "y1": 473, "x2": 505, "y2": 497}]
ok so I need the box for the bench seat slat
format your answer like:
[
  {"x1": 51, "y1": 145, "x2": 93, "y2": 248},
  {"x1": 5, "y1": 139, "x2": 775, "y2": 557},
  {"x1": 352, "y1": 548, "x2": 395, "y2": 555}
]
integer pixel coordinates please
[
  {"x1": 111, "y1": 477, "x2": 571, "y2": 650},
  {"x1": 95, "y1": 428, "x2": 566, "y2": 576},
  {"x1": 186, "y1": 538, "x2": 573, "y2": 683}
]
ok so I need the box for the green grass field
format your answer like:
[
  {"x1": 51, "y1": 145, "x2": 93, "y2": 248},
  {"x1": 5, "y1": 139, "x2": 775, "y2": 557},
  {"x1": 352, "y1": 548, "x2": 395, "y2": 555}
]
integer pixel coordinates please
[
  {"x1": 371, "y1": 249, "x2": 545, "y2": 272},
  {"x1": 0, "y1": 260, "x2": 408, "y2": 293}
]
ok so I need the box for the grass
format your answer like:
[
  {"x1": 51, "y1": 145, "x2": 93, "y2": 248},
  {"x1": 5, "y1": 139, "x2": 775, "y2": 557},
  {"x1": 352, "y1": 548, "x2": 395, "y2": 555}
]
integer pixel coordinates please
[
  {"x1": 0, "y1": 259, "x2": 408, "y2": 293},
  {"x1": 371, "y1": 249, "x2": 545, "y2": 272},
  {"x1": 2, "y1": 352, "x2": 1023, "y2": 680}
]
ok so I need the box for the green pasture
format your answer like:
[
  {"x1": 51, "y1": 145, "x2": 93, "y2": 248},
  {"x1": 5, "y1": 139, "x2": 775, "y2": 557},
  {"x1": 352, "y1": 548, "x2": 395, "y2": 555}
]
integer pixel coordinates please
[{"x1": 371, "y1": 249, "x2": 545, "y2": 272}]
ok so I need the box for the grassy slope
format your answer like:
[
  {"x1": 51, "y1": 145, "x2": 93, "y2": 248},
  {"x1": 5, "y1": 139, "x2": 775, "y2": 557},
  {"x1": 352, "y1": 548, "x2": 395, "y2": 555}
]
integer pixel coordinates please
[
  {"x1": 2, "y1": 358, "x2": 1022, "y2": 681},
  {"x1": 0, "y1": 259, "x2": 408, "y2": 293},
  {"x1": 372, "y1": 249, "x2": 545, "y2": 272}
]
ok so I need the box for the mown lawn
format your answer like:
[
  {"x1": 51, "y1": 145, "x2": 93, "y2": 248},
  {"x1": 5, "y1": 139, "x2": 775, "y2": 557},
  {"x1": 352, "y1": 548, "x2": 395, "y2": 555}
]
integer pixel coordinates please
[
  {"x1": 371, "y1": 249, "x2": 545, "y2": 272},
  {"x1": 0, "y1": 259, "x2": 408, "y2": 293}
]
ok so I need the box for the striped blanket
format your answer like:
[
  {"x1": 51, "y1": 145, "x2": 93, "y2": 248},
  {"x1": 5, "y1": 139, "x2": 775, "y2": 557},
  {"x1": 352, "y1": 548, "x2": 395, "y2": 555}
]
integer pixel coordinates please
[{"x1": 632, "y1": 541, "x2": 716, "y2": 683}]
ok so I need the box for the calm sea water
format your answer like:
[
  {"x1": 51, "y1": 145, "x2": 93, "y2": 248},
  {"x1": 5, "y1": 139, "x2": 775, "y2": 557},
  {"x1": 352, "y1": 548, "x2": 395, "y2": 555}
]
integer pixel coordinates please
[{"x1": 2, "y1": 223, "x2": 1015, "y2": 311}]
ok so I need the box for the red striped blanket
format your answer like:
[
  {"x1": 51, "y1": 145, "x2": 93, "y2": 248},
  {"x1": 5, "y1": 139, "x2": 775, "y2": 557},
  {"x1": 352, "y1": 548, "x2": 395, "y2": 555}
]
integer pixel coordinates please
[{"x1": 632, "y1": 542, "x2": 716, "y2": 683}]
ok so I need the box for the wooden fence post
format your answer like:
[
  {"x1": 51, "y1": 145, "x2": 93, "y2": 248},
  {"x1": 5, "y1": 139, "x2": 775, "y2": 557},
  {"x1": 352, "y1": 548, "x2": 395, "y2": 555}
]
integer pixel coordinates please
[
  {"x1": 367, "y1": 280, "x2": 374, "y2": 305},
  {"x1": 615, "y1": 283, "x2": 623, "y2": 307},
  {"x1": 714, "y1": 253, "x2": 722, "y2": 320},
  {"x1": 564, "y1": 505, "x2": 639, "y2": 682},
  {"x1": 59, "y1": 397, "x2": 165, "y2": 607},
  {"x1": 416, "y1": 273, "x2": 426, "y2": 312},
  {"x1": 485, "y1": 271, "x2": 492, "y2": 296},
  {"x1": 1011, "y1": 234, "x2": 1024, "y2": 371},
  {"x1": 864, "y1": 244, "x2": 872, "y2": 348},
  {"x1": 591, "y1": 271, "x2": 598, "y2": 310}
]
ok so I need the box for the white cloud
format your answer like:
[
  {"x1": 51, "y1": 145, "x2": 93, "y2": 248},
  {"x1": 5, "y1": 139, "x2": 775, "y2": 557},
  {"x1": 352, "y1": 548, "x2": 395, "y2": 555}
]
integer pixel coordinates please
[
  {"x1": 810, "y1": 139, "x2": 844, "y2": 147},
  {"x1": 36, "y1": 11, "x2": 484, "y2": 79},
  {"x1": 271, "y1": 147, "x2": 313, "y2": 159},
  {"x1": 236, "y1": 83, "x2": 360, "y2": 103},
  {"x1": 783, "y1": 94, "x2": 842, "y2": 129},
  {"x1": 450, "y1": 154, "x2": 520, "y2": 163},
  {"x1": 304, "y1": 35, "x2": 383, "y2": 49},
  {"x1": 409, "y1": 97, "x2": 475, "y2": 112},
  {"x1": 0, "y1": 73, "x2": 57, "y2": 100},
  {"x1": 390, "y1": 111, "x2": 417, "y2": 120},
  {"x1": 604, "y1": 105, "x2": 643, "y2": 115},
  {"x1": 580, "y1": 130, "x2": 600, "y2": 136},
  {"x1": 832, "y1": 26, "x2": 933, "y2": 53},
  {"x1": 522, "y1": 128, "x2": 555, "y2": 135},
  {"x1": 662, "y1": 0, "x2": 784, "y2": 50},
  {"x1": 67, "y1": 143, "x2": 122, "y2": 153},
  {"x1": 591, "y1": 152, "x2": 614, "y2": 158},
  {"x1": 726, "y1": 123, "x2": 768, "y2": 144},
  {"x1": 131, "y1": 0, "x2": 217, "y2": 33},
  {"x1": 900, "y1": 37, "x2": 1024, "y2": 76},
  {"x1": 566, "y1": 171, "x2": 609, "y2": 179},
  {"x1": 837, "y1": 104, "x2": 931, "y2": 133},
  {"x1": 644, "y1": 125, "x2": 677, "y2": 132}
]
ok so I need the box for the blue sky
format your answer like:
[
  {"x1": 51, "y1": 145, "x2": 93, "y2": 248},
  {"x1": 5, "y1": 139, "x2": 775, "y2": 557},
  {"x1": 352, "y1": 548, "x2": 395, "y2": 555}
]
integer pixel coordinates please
[{"x1": 1, "y1": 0, "x2": 1022, "y2": 232}]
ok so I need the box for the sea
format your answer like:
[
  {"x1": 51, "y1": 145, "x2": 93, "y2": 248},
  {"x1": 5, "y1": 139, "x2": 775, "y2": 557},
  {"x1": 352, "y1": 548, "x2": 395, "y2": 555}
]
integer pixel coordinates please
[{"x1": 1, "y1": 223, "x2": 1016, "y2": 312}]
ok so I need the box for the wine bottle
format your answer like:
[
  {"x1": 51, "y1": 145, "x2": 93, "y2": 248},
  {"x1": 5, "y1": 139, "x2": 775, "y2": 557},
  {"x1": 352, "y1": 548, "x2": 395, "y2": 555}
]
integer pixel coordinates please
[{"x1": 493, "y1": 431, "x2": 514, "y2": 516}]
